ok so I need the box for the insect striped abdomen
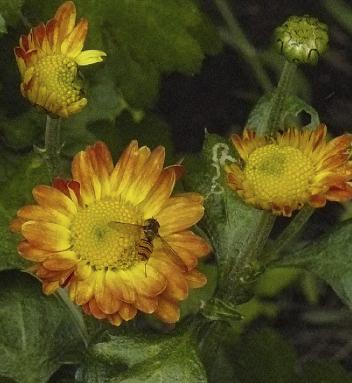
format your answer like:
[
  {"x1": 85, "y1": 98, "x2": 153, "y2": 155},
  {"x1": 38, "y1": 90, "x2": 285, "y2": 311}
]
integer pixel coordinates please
[{"x1": 137, "y1": 237, "x2": 153, "y2": 261}]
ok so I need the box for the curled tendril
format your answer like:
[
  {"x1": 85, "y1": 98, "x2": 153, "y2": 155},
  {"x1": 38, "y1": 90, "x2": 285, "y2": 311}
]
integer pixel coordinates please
[{"x1": 274, "y1": 15, "x2": 329, "y2": 65}]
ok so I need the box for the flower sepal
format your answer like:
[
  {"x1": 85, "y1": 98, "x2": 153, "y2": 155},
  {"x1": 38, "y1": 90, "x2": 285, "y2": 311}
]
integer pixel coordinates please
[{"x1": 200, "y1": 297, "x2": 243, "y2": 324}]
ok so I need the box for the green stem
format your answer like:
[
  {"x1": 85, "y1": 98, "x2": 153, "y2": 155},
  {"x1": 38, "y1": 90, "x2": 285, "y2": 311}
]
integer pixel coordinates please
[
  {"x1": 218, "y1": 211, "x2": 275, "y2": 303},
  {"x1": 266, "y1": 61, "x2": 297, "y2": 134},
  {"x1": 263, "y1": 205, "x2": 315, "y2": 263},
  {"x1": 214, "y1": 0, "x2": 272, "y2": 93},
  {"x1": 55, "y1": 288, "x2": 88, "y2": 348},
  {"x1": 44, "y1": 115, "x2": 62, "y2": 179}
]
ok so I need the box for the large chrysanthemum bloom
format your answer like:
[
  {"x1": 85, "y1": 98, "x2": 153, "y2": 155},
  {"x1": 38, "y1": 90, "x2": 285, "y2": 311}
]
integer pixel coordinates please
[
  {"x1": 11, "y1": 141, "x2": 210, "y2": 326},
  {"x1": 225, "y1": 125, "x2": 352, "y2": 217},
  {"x1": 14, "y1": 1, "x2": 106, "y2": 118}
]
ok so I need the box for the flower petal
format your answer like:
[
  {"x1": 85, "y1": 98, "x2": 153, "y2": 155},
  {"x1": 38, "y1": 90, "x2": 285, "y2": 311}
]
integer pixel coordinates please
[
  {"x1": 140, "y1": 167, "x2": 176, "y2": 218},
  {"x1": 156, "y1": 193, "x2": 204, "y2": 236},
  {"x1": 61, "y1": 18, "x2": 87, "y2": 57},
  {"x1": 22, "y1": 221, "x2": 71, "y2": 251},
  {"x1": 105, "y1": 269, "x2": 137, "y2": 303},
  {"x1": 131, "y1": 263, "x2": 167, "y2": 297},
  {"x1": 18, "y1": 241, "x2": 51, "y2": 262},
  {"x1": 184, "y1": 269, "x2": 207, "y2": 288},
  {"x1": 154, "y1": 298, "x2": 180, "y2": 323},
  {"x1": 109, "y1": 313, "x2": 123, "y2": 326},
  {"x1": 94, "y1": 270, "x2": 122, "y2": 314},
  {"x1": 149, "y1": 258, "x2": 188, "y2": 301},
  {"x1": 74, "y1": 271, "x2": 96, "y2": 305},
  {"x1": 75, "y1": 49, "x2": 107, "y2": 65},
  {"x1": 119, "y1": 303, "x2": 137, "y2": 321},
  {"x1": 32, "y1": 185, "x2": 77, "y2": 216},
  {"x1": 54, "y1": 1, "x2": 77, "y2": 43},
  {"x1": 43, "y1": 250, "x2": 78, "y2": 270},
  {"x1": 135, "y1": 295, "x2": 158, "y2": 314},
  {"x1": 125, "y1": 146, "x2": 165, "y2": 205},
  {"x1": 17, "y1": 204, "x2": 71, "y2": 227},
  {"x1": 110, "y1": 140, "x2": 140, "y2": 198}
]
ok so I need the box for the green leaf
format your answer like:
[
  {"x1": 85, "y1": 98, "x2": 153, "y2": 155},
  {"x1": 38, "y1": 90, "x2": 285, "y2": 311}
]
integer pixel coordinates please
[
  {"x1": 276, "y1": 219, "x2": 352, "y2": 310},
  {"x1": 229, "y1": 329, "x2": 299, "y2": 383},
  {"x1": 0, "y1": 148, "x2": 49, "y2": 271},
  {"x1": 183, "y1": 131, "x2": 275, "y2": 304},
  {"x1": 0, "y1": 0, "x2": 24, "y2": 32},
  {"x1": 23, "y1": 0, "x2": 221, "y2": 109},
  {"x1": 247, "y1": 94, "x2": 320, "y2": 134},
  {"x1": 0, "y1": 109, "x2": 43, "y2": 150},
  {"x1": 76, "y1": 329, "x2": 207, "y2": 383},
  {"x1": 0, "y1": 271, "x2": 85, "y2": 383}
]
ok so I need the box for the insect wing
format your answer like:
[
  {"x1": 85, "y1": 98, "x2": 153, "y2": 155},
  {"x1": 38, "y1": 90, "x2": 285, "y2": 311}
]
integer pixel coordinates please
[
  {"x1": 108, "y1": 221, "x2": 142, "y2": 236},
  {"x1": 157, "y1": 235, "x2": 187, "y2": 271}
]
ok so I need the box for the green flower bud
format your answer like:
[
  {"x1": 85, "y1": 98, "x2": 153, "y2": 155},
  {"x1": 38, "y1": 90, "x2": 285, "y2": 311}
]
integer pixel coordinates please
[{"x1": 274, "y1": 15, "x2": 329, "y2": 65}]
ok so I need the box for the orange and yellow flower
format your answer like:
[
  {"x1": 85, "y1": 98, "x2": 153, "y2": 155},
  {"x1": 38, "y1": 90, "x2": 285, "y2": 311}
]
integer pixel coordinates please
[
  {"x1": 14, "y1": 1, "x2": 106, "y2": 118},
  {"x1": 225, "y1": 124, "x2": 352, "y2": 216},
  {"x1": 11, "y1": 141, "x2": 210, "y2": 326}
]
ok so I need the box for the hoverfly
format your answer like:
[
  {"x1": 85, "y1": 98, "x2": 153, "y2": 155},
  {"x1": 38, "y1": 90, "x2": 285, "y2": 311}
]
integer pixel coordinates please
[{"x1": 108, "y1": 218, "x2": 186, "y2": 274}]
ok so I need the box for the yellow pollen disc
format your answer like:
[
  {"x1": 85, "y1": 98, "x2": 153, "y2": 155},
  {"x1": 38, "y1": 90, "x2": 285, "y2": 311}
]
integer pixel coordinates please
[
  {"x1": 34, "y1": 54, "x2": 82, "y2": 107},
  {"x1": 244, "y1": 144, "x2": 315, "y2": 203},
  {"x1": 71, "y1": 199, "x2": 145, "y2": 270}
]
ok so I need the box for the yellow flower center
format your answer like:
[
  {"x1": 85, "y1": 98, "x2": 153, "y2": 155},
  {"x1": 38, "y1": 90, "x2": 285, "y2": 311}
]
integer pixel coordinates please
[
  {"x1": 34, "y1": 54, "x2": 82, "y2": 107},
  {"x1": 244, "y1": 144, "x2": 315, "y2": 203},
  {"x1": 71, "y1": 199, "x2": 145, "y2": 270}
]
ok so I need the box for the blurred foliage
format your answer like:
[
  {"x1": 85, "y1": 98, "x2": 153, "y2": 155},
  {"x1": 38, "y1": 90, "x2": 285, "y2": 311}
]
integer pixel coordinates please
[
  {"x1": 0, "y1": 0, "x2": 352, "y2": 381},
  {"x1": 0, "y1": 0, "x2": 24, "y2": 33},
  {"x1": 323, "y1": 0, "x2": 352, "y2": 35},
  {"x1": 214, "y1": 328, "x2": 352, "y2": 383}
]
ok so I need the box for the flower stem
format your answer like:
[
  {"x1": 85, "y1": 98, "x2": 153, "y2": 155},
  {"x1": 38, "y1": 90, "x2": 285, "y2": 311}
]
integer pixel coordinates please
[
  {"x1": 266, "y1": 60, "x2": 297, "y2": 134},
  {"x1": 214, "y1": 0, "x2": 272, "y2": 93},
  {"x1": 262, "y1": 205, "x2": 315, "y2": 263},
  {"x1": 44, "y1": 115, "x2": 62, "y2": 179}
]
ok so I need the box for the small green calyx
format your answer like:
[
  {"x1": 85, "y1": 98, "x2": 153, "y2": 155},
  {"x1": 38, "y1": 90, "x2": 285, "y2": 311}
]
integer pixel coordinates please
[{"x1": 274, "y1": 15, "x2": 329, "y2": 65}]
